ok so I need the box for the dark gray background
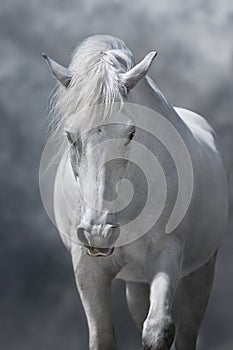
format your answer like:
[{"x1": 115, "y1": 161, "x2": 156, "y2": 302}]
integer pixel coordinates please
[{"x1": 1, "y1": 0, "x2": 232, "y2": 349}]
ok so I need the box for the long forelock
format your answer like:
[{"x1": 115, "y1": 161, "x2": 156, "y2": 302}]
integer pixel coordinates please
[{"x1": 48, "y1": 35, "x2": 135, "y2": 137}]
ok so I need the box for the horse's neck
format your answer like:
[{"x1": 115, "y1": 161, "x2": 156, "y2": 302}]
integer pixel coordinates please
[{"x1": 130, "y1": 76, "x2": 188, "y2": 136}]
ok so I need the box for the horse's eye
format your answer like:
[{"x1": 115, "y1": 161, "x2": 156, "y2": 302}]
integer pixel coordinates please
[
  {"x1": 129, "y1": 131, "x2": 135, "y2": 140},
  {"x1": 65, "y1": 131, "x2": 80, "y2": 180},
  {"x1": 125, "y1": 129, "x2": 135, "y2": 145},
  {"x1": 66, "y1": 131, "x2": 76, "y2": 146}
]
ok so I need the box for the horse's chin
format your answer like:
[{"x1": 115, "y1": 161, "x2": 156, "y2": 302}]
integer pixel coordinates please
[{"x1": 85, "y1": 246, "x2": 114, "y2": 257}]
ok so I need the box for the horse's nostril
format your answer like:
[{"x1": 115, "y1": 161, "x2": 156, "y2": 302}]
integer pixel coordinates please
[
  {"x1": 110, "y1": 223, "x2": 120, "y2": 228},
  {"x1": 77, "y1": 222, "x2": 120, "y2": 248},
  {"x1": 77, "y1": 227, "x2": 89, "y2": 245}
]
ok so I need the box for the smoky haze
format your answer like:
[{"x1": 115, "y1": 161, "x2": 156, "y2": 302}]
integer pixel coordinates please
[{"x1": 0, "y1": 0, "x2": 233, "y2": 349}]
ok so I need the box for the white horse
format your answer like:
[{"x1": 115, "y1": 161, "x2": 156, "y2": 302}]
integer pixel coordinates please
[{"x1": 42, "y1": 35, "x2": 228, "y2": 350}]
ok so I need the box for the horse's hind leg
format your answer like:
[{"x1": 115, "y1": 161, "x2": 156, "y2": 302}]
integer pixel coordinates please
[
  {"x1": 126, "y1": 281, "x2": 150, "y2": 330},
  {"x1": 175, "y1": 251, "x2": 218, "y2": 350}
]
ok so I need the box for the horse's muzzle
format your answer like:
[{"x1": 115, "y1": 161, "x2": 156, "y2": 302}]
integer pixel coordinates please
[
  {"x1": 77, "y1": 223, "x2": 119, "y2": 257},
  {"x1": 85, "y1": 246, "x2": 114, "y2": 257}
]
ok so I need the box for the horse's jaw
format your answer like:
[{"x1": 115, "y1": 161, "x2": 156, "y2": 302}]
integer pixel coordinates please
[{"x1": 85, "y1": 246, "x2": 114, "y2": 257}]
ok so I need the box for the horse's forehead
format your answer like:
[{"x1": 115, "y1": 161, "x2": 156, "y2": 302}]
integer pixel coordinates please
[
  {"x1": 80, "y1": 125, "x2": 132, "y2": 151},
  {"x1": 64, "y1": 108, "x2": 134, "y2": 135}
]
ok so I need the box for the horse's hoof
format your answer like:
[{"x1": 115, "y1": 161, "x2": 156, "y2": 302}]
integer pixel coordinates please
[{"x1": 142, "y1": 317, "x2": 175, "y2": 350}]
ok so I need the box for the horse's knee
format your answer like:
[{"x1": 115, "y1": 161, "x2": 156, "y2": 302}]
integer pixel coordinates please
[
  {"x1": 142, "y1": 316, "x2": 175, "y2": 350},
  {"x1": 126, "y1": 282, "x2": 150, "y2": 330}
]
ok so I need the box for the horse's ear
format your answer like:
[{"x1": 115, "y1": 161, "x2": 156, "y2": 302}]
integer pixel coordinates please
[
  {"x1": 42, "y1": 53, "x2": 72, "y2": 88},
  {"x1": 120, "y1": 51, "x2": 157, "y2": 91}
]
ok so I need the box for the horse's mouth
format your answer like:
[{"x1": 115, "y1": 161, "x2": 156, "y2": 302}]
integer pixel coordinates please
[{"x1": 85, "y1": 246, "x2": 114, "y2": 257}]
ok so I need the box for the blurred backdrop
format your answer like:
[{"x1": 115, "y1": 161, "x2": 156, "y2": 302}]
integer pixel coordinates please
[{"x1": 0, "y1": 0, "x2": 233, "y2": 349}]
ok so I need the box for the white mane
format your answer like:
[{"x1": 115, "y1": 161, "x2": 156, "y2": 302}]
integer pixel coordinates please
[{"x1": 48, "y1": 35, "x2": 135, "y2": 137}]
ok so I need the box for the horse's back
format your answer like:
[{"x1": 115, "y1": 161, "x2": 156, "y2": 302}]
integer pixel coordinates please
[
  {"x1": 174, "y1": 107, "x2": 228, "y2": 273},
  {"x1": 175, "y1": 106, "x2": 227, "y2": 190},
  {"x1": 174, "y1": 107, "x2": 218, "y2": 152}
]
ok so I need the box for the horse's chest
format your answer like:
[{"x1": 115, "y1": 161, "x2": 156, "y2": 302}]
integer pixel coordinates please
[
  {"x1": 114, "y1": 243, "x2": 149, "y2": 283},
  {"x1": 115, "y1": 264, "x2": 148, "y2": 283}
]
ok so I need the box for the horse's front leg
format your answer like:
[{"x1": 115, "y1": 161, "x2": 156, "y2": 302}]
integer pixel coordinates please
[
  {"x1": 73, "y1": 253, "x2": 118, "y2": 350},
  {"x1": 142, "y1": 236, "x2": 183, "y2": 350}
]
